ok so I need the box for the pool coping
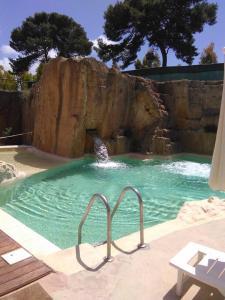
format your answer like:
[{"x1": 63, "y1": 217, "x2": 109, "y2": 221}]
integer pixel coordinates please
[
  {"x1": 0, "y1": 144, "x2": 212, "y2": 159},
  {"x1": 0, "y1": 208, "x2": 60, "y2": 257},
  {"x1": 1, "y1": 205, "x2": 225, "y2": 266}
]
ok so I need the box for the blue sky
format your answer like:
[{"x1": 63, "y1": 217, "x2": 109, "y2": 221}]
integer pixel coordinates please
[{"x1": 0, "y1": 0, "x2": 224, "y2": 72}]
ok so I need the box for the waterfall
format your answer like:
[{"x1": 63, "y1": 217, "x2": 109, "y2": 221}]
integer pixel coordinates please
[{"x1": 93, "y1": 137, "x2": 109, "y2": 163}]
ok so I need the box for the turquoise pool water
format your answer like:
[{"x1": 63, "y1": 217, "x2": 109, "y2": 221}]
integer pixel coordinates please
[{"x1": 0, "y1": 155, "x2": 224, "y2": 249}]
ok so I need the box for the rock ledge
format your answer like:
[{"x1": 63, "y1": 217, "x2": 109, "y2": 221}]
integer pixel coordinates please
[{"x1": 177, "y1": 196, "x2": 225, "y2": 223}]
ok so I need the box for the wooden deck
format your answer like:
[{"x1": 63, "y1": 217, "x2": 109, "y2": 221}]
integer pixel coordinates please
[{"x1": 0, "y1": 230, "x2": 52, "y2": 297}]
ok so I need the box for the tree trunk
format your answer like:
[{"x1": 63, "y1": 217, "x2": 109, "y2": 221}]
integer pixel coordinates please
[
  {"x1": 160, "y1": 47, "x2": 167, "y2": 67},
  {"x1": 44, "y1": 49, "x2": 48, "y2": 62}
]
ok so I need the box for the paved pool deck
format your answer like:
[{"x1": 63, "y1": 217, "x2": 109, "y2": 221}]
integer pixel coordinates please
[
  {"x1": 0, "y1": 146, "x2": 69, "y2": 176},
  {"x1": 38, "y1": 217, "x2": 225, "y2": 300}
]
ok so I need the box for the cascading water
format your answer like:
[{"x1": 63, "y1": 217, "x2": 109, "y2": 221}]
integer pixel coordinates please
[{"x1": 93, "y1": 137, "x2": 109, "y2": 162}]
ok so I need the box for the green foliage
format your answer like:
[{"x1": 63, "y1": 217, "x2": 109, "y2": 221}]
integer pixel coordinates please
[
  {"x1": 20, "y1": 72, "x2": 36, "y2": 90},
  {"x1": 0, "y1": 66, "x2": 17, "y2": 90},
  {"x1": 199, "y1": 42, "x2": 218, "y2": 64},
  {"x1": 97, "y1": 0, "x2": 217, "y2": 68},
  {"x1": 10, "y1": 12, "x2": 92, "y2": 74},
  {"x1": 2, "y1": 127, "x2": 12, "y2": 137},
  {"x1": 135, "y1": 48, "x2": 160, "y2": 69},
  {"x1": 35, "y1": 63, "x2": 45, "y2": 81},
  {"x1": 9, "y1": 54, "x2": 38, "y2": 74},
  {"x1": 0, "y1": 64, "x2": 35, "y2": 91},
  {"x1": 135, "y1": 59, "x2": 142, "y2": 70}
]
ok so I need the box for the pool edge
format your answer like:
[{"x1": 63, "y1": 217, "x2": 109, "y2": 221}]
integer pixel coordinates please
[{"x1": 0, "y1": 208, "x2": 60, "y2": 257}]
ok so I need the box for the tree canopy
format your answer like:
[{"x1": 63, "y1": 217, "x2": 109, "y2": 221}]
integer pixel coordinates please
[
  {"x1": 199, "y1": 42, "x2": 218, "y2": 64},
  {"x1": 135, "y1": 48, "x2": 160, "y2": 69},
  {"x1": 10, "y1": 12, "x2": 92, "y2": 73},
  {"x1": 96, "y1": 0, "x2": 217, "y2": 68},
  {"x1": 0, "y1": 65, "x2": 17, "y2": 90},
  {"x1": 0, "y1": 65, "x2": 35, "y2": 91}
]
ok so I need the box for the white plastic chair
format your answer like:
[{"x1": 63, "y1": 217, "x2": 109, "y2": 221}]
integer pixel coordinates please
[{"x1": 170, "y1": 242, "x2": 225, "y2": 297}]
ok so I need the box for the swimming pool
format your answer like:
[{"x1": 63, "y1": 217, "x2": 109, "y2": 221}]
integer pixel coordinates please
[{"x1": 0, "y1": 154, "x2": 224, "y2": 249}]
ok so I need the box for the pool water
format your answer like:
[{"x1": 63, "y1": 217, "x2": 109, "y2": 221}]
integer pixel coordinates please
[{"x1": 0, "y1": 154, "x2": 224, "y2": 249}]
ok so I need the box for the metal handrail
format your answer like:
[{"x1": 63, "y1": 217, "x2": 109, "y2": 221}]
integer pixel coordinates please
[
  {"x1": 78, "y1": 193, "x2": 113, "y2": 261},
  {"x1": 0, "y1": 132, "x2": 32, "y2": 140},
  {"x1": 111, "y1": 186, "x2": 146, "y2": 248}
]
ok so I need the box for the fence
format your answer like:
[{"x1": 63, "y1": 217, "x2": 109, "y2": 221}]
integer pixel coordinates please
[{"x1": 123, "y1": 63, "x2": 224, "y2": 81}]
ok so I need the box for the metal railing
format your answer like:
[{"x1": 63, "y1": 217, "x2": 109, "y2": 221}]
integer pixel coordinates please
[
  {"x1": 78, "y1": 186, "x2": 147, "y2": 265},
  {"x1": 111, "y1": 186, "x2": 146, "y2": 249},
  {"x1": 78, "y1": 193, "x2": 113, "y2": 261},
  {"x1": 0, "y1": 131, "x2": 32, "y2": 140}
]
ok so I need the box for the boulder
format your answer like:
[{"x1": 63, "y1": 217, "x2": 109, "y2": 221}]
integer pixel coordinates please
[
  {"x1": 177, "y1": 197, "x2": 225, "y2": 223},
  {"x1": 0, "y1": 161, "x2": 18, "y2": 183}
]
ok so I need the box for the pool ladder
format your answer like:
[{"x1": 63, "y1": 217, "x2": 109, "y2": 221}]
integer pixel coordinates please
[{"x1": 78, "y1": 186, "x2": 147, "y2": 262}]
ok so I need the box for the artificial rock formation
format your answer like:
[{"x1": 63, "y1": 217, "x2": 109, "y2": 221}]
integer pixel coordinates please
[
  {"x1": 0, "y1": 161, "x2": 18, "y2": 183},
  {"x1": 22, "y1": 57, "x2": 223, "y2": 157},
  {"x1": 157, "y1": 80, "x2": 223, "y2": 154},
  {"x1": 177, "y1": 197, "x2": 225, "y2": 223},
  {"x1": 29, "y1": 57, "x2": 167, "y2": 157}
]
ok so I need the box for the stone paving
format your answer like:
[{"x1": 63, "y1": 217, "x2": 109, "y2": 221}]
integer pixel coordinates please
[{"x1": 38, "y1": 218, "x2": 225, "y2": 300}]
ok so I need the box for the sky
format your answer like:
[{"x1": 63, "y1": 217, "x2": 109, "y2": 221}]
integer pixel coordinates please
[{"x1": 0, "y1": 0, "x2": 224, "y2": 73}]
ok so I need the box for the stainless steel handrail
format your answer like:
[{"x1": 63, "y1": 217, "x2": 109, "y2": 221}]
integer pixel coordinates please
[
  {"x1": 111, "y1": 186, "x2": 146, "y2": 248},
  {"x1": 78, "y1": 193, "x2": 113, "y2": 261}
]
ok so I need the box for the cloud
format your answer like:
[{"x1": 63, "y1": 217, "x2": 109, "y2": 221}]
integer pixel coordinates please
[
  {"x1": 0, "y1": 45, "x2": 17, "y2": 56},
  {"x1": 30, "y1": 61, "x2": 40, "y2": 75},
  {"x1": 48, "y1": 49, "x2": 57, "y2": 58},
  {"x1": 0, "y1": 57, "x2": 11, "y2": 71},
  {"x1": 91, "y1": 35, "x2": 117, "y2": 49},
  {"x1": 29, "y1": 49, "x2": 57, "y2": 74}
]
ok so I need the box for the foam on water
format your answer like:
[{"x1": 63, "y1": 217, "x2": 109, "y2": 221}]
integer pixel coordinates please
[
  {"x1": 91, "y1": 160, "x2": 128, "y2": 169},
  {"x1": 163, "y1": 161, "x2": 210, "y2": 178}
]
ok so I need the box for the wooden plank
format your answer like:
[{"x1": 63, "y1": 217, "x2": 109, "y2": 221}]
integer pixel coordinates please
[
  {"x1": 0, "y1": 230, "x2": 52, "y2": 297},
  {"x1": 0, "y1": 239, "x2": 18, "y2": 249},
  {"x1": 0, "y1": 266, "x2": 52, "y2": 297},
  {"x1": 0, "y1": 244, "x2": 20, "y2": 255},
  {"x1": 0, "y1": 261, "x2": 44, "y2": 284},
  {"x1": 0, "y1": 257, "x2": 36, "y2": 276}
]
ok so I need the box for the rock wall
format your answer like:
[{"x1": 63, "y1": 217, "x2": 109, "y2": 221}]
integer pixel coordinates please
[
  {"x1": 29, "y1": 57, "x2": 166, "y2": 157},
  {"x1": 157, "y1": 80, "x2": 223, "y2": 154},
  {"x1": 23, "y1": 57, "x2": 223, "y2": 157}
]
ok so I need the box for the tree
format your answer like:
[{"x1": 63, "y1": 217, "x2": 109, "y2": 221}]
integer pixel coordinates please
[
  {"x1": 35, "y1": 63, "x2": 45, "y2": 81},
  {"x1": 135, "y1": 59, "x2": 142, "y2": 70},
  {"x1": 10, "y1": 12, "x2": 92, "y2": 73},
  {"x1": 199, "y1": 42, "x2": 218, "y2": 64},
  {"x1": 135, "y1": 48, "x2": 160, "y2": 69},
  {"x1": 0, "y1": 65, "x2": 17, "y2": 91},
  {"x1": 97, "y1": 0, "x2": 217, "y2": 68}
]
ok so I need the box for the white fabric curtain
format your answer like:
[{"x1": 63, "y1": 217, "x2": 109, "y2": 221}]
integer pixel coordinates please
[{"x1": 209, "y1": 54, "x2": 225, "y2": 191}]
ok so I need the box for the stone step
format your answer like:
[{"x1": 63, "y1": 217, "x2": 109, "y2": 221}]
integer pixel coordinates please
[
  {"x1": 152, "y1": 136, "x2": 180, "y2": 155},
  {"x1": 154, "y1": 128, "x2": 179, "y2": 141}
]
